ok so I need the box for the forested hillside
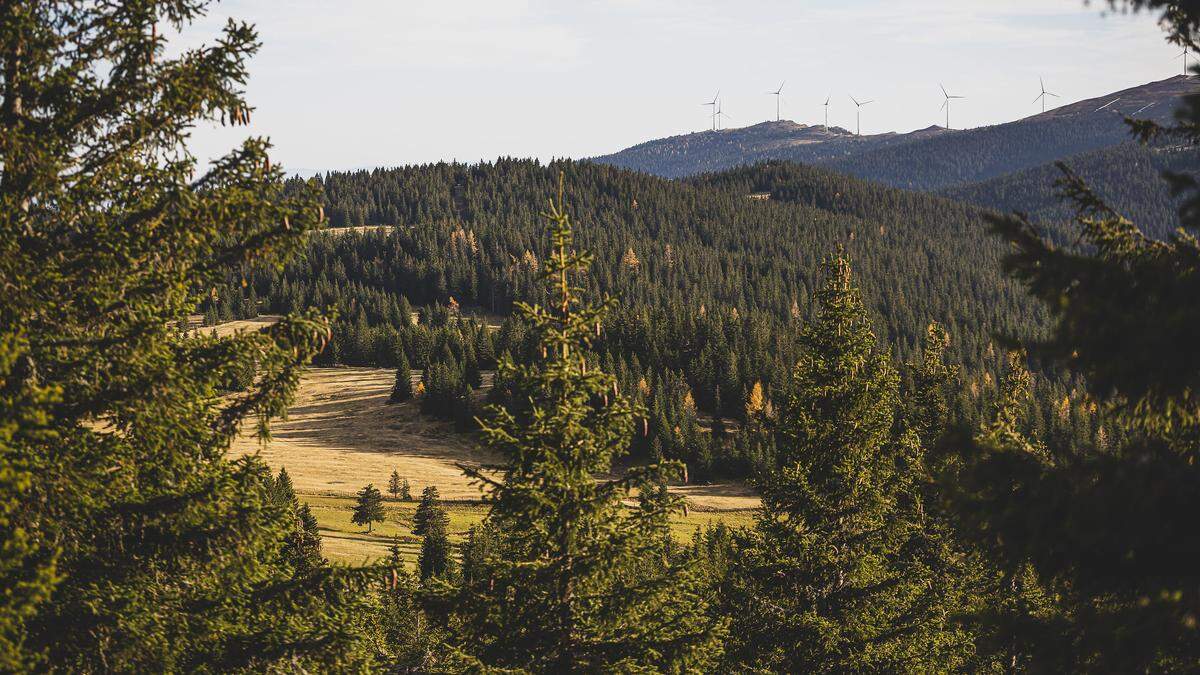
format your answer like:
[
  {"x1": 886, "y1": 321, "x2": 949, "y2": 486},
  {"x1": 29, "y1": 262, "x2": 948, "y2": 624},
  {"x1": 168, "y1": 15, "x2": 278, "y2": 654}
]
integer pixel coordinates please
[
  {"x1": 942, "y1": 141, "x2": 1200, "y2": 237},
  {"x1": 217, "y1": 159, "x2": 1109, "y2": 478}
]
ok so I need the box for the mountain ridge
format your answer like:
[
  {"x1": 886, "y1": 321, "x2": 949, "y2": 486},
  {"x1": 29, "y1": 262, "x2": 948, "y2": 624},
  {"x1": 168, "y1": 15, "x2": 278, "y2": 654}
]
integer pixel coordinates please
[{"x1": 590, "y1": 75, "x2": 1198, "y2": 190}]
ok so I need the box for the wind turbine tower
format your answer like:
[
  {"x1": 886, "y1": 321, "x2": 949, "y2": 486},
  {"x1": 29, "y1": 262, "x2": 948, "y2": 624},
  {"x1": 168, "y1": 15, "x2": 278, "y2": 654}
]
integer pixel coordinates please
[
  {"x1": 850, "y1": 95, "x2": 872, "y2": 136},
  {"x1": 716, "y1": 98, "x2": 731, "y2": 130},
  {"x1": 767, "y1": 81, "x2": 785, "y2": 121},
  {"x1": 940, "y1": 83, "x2": 965, "y2": 129},
  {"x1": 702, "y1": 90, "x2": 719, "y2": 131},
  {"x1": 823, "y1": 94, "x2": 831, "y2": 131},
  {"x1": 1033, "y1": 77, "x2": 1059, "y2": 113}
]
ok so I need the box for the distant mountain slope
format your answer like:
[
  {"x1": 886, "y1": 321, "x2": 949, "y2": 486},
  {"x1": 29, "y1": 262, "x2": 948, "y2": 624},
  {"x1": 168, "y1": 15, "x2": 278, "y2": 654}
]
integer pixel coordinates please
[
  {"x1": 591, "y1": 76, "x2": 1196, "y2": 191},
  {"x1": 941, "y1": 142, "x2": 1200, "y2": 239}
]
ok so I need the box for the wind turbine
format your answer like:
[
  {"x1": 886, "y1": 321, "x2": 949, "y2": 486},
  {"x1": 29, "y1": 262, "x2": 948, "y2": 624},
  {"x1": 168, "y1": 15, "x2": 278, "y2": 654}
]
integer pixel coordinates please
[
  {"x1": 1033, "y1": 76, "x2": 1058, "y2": 113},
  {"x1": 716, "y1": 98, "x2": 732, "y2": 130},
  {"x1": 939, "y1": 83, "x2": 965, "y2": 129},
  {"x1": 823, "y1": 94, "x2": 831, "y2": 131},
  {"x1": 849, "y1": 95, "x2": 872, "y2": 136},
  {"x1": 1178, "y1": 46, "x2": 1191, "y2": 76},
  {"x1": 702, "y1": 90, "x2": 719, "y2": 131},
  {"x1": 767, "y1": 81, "x2": 785, "y2": 121}
]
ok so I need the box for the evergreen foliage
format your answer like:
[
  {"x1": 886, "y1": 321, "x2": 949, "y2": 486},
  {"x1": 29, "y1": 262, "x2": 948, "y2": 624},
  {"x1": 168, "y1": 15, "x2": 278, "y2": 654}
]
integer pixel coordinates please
[
  {"x1": 389, "y1": 351, "x2": 414, "y2": 402},
  {"x1": 0, "y1": 1, "x2": 374, "y2": 669},
  {"x1": 352, "y1": 484, "x2": 386, "y2": 533},
  {"x1": 388, "y1": 469, "x2": 403, "y2": 499},
  {"x1": 418, "y1": 517, "x2": 454, "y2": 581},
  {"x1": 724, "y1": 257, "x2": 974, "y2": 671},
  {"x1": 943, "y1": 4, "x2": 1200, "y2": 669},
  {"x1": 412, "y1": 485, "x2": 446, "y2": 537},
  {"x1": 437, "y1": 179, "x2": 728, "y2": 672}
]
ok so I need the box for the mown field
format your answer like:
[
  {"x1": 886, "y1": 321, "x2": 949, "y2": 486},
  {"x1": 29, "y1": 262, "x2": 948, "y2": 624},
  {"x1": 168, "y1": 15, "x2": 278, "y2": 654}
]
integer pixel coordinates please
[
  {"x1": 227, "y1": 364, "x2": 761, "y2": 565},
  {"x1": 308, "y1": 493, "x2": 756, "y2": 566}
]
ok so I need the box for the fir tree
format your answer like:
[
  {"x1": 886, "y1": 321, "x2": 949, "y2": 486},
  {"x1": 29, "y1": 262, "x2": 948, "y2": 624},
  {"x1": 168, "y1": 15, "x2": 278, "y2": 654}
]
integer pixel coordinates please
[
  {"x1": 390, "y1": 352, "x2": 414, "y2": 402},
  {"x1": 949, "y1": 5, "x2": 1200, "y2": 669},
  {"x1": 400, "y1": 477, "x2": 412, "y2": 501},
  {"x1": 443, "y1": 177, "x2": 727, "y2": 672},
  {"x1": 352, "y1": 484, "x2": 386, "y2": 533},
  {"x1": 725, "y1": 256, "x2": 973, "y2": 672},
  {"x1": 412, "y1": 485, "x2": 446, "y2": 537},
  {"x1": 418, "y1": 517, "x2": 453, "y2": 580},
  {"x1": 389, "y1": 469, "x2": 403, "y2": 499},
  {"x1": 0, "y1": 1, "x2": 372, "y2": 669}
]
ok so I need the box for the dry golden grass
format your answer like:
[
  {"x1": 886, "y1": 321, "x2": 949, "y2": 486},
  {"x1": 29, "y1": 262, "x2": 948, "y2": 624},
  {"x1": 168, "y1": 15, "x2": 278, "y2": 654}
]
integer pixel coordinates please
[
  {"x1": 230, "y1": 366, "x2": 761, "y2": 511},
  {"x1": 186, "y1": 314, "x2": 282, "y2": 337},
  {"x1": 230, "y1": 367, "x2": 496, "y2": 500},
  {"x1": 225, "y1": 365, "x2": 761, "y2": 562}
]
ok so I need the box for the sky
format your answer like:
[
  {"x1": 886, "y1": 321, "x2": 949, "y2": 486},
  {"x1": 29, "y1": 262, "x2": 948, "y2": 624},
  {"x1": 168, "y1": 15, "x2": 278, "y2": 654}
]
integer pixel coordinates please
[{"x1": 182, "y1": 0, "x2": 1184, "y2": 174}]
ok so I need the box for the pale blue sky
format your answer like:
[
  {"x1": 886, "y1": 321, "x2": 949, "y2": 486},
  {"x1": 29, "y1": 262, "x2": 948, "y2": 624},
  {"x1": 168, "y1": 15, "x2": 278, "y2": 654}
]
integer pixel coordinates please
[{"x1": 183, "y1": 0, "x2": 1182, "y2": 174}]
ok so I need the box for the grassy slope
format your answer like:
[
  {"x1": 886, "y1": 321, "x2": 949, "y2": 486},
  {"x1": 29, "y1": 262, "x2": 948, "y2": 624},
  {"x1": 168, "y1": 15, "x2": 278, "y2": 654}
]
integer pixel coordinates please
[
  {"x1": 227, "y1": 365, "x2": 760, "y2": 564},
  {"x1": 309, "y1": 494, "x2": 755, "y2": 566}
]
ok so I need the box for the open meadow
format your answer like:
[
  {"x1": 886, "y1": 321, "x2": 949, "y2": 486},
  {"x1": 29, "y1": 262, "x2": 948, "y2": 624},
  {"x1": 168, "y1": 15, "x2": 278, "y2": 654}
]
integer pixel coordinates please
[{"x1": 228, "y1": 366, "x2": 761, "y2": 563}]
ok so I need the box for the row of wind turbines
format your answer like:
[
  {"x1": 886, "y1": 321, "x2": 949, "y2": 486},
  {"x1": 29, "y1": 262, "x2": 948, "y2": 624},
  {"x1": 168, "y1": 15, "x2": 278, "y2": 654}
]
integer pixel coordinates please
[
  {"x1": 702, "y1": 47, "x2": 1195, "y2": 137},
  {"x1": 700, "y1": 79, "x2": 974, "y2": 135}
]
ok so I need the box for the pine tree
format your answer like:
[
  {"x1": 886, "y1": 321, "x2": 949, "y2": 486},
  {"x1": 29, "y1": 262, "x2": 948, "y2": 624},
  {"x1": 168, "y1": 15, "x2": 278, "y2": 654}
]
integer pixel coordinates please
[
  {"x1": 725, "y1": 256, "x2": 972, "y2": 672},
  {"x1": 418, "y1": 517, "x2": 453, "y2": 580},
  {"x1": 352, "y1": 484, "x2": 386, "y2": 533},
  {"x1": 443, "y1": 177, "x2": 727, "y2": 672},
  {"x1": 387, "y1": 535, "x2": 405, "y2": 567},
  {"x1": 390, "y1": 351, "x2": 414, "y2": 402},
  {"x1": 389, "y1": 469, "x2": 403, "y2": 499},
  {"x1": 400, "y1": 477, "x2": 412, "y2": 501},
  {"x1": 412, "y1": 485, "x2": 445, "y2": 536},
  {"x1": 951, "y1": 7, "x2": 1200, "y2": 669},
  {"x1": 0, "y1": 2, "x2": 372, "y2": 669}
]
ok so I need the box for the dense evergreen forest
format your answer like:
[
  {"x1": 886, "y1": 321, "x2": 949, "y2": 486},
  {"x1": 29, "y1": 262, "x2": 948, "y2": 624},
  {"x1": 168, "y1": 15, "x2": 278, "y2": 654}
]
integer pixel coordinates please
[
  {"x1": 221, "y1": 158, "x2": 1119, "y2": 477},
  {"x1": 5, "y1": 0, "x2": 1200, "y2": 672},
  {"x1": 942, "y1": 140, "x2": 1200, "y2": 237}
]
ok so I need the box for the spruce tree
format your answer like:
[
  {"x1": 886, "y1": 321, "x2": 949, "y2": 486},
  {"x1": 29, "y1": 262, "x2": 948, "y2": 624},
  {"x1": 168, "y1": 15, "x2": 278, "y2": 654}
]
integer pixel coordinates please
[
  {"x1": 389, "y1": 469, "x2": 403, "y2": 499},
  {"x1": 725, "y1": 256, "x2": 972, "y2": 672},
  {"x1": 400, "y1": 477, "x2": 412, "y2": 501},
  {"x1": 390, "y1": 352, "x2": 414, "y2": 402},
  {"x1": 418, "y1": 517, "x2": 453, "y2": 580},
  {"x1": 949, "y1": 4, "x2": 1200, "y2": 669},
  {"x1": 442, "y1": 178, "x2": 727, "y2": 672},
  {"x1": 0, "y1": 1, "x2": 371, "y2": 669},
  {"x1": 412, "y1": 485, "x2": 446, "y2": 537},
  {"x1": 352, "y1": 484, "x2": 386, "y2": 533}
]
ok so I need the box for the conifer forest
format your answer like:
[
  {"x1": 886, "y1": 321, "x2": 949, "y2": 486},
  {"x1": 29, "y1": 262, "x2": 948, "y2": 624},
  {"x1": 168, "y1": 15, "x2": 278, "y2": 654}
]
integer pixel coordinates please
[{"x1": 3, "y1": 0, "x2": 1200, "y2": 671}]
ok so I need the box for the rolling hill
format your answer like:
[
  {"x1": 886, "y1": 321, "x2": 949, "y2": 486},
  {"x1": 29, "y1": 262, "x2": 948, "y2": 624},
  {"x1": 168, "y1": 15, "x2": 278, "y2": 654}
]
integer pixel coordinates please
[{"x1": 591, "y1": 75, "x2": 1197, "y2": 191}]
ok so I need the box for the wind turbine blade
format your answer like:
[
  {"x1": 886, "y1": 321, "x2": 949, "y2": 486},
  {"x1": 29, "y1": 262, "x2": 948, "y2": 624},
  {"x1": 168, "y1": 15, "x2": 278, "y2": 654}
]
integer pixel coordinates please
[
  {"x1": 862, "y1": 99, "x2": 873, "y2": 105},
  {"x1": 1047, "y1": 91, "x2": 1059, "y2": 97},
  {"x1": 825, "y1": 95, "x2": 831, "y2": 105},
  {"x1": 940, "y1": 99, "x2": 948, "y2": 111},
  {"x1": 850, "y1": 95, "x2": 860, "y2": 106},
  {"x1": 940, "y1": 83, "x2": 948, "y2": 98},
  {"x1": 1033, "y1": 93, "x2": 1044, "y2": 104}
]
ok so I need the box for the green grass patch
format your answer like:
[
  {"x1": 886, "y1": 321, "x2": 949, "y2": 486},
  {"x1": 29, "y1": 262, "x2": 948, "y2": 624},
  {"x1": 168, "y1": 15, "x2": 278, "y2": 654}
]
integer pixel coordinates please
[{"x1": 301, "y1": 493, "x2": 755, "y2": 566}]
